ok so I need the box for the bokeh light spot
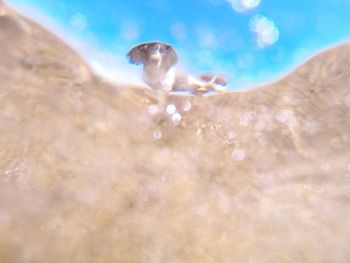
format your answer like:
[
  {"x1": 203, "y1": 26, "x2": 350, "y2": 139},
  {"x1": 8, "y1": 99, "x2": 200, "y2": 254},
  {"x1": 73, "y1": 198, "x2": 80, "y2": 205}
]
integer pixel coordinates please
[
  {"x1": 171, "y1": 22, "x2": 187, "y2": 41},
  {"x1": 183, "y1": 101, "x2": 192, "y2": 112},
  {"x1": 70, "y1": 12, "x2": 87, "y2": 31},
  {"x1": 172, "y1": 112, "x2": 182, "y2": 125},
  {"x1": 166, "y1": 104, "x2": 176, "y2": 115},
  {"x1": 227, "y1": 0, "x2": 261, "y2": 13},
  {"x1": 148, "y1": 104, "x2": 160, "y2": 115},
  {"x1": 232, "y1": 148, "x2": 246, "y2": 161},
  {"x1": 121, "y1": 20, "x2": 139, "y2": 42},
  {"x1": 249, "y1": 14, "x2": 279, "y2": 48},
  {"x1": 153, "y1": 130, "x2": 162, "y2": 140}
]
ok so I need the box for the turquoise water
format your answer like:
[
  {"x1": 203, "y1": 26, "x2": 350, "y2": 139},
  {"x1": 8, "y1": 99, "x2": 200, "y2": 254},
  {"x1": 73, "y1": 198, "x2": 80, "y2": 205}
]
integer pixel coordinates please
[{"x1": 8, "y1": 0, "x2": 350, "y2": 88}]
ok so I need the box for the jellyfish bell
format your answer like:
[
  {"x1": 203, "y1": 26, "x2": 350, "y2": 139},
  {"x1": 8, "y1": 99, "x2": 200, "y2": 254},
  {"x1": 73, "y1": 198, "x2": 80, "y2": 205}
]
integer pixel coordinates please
[
  {"x1": 127, "y1": 41, "x2": 178, "y2": 91},
  {"x1": 127, "y1": 42, "x2": 178, "y2": 68}
]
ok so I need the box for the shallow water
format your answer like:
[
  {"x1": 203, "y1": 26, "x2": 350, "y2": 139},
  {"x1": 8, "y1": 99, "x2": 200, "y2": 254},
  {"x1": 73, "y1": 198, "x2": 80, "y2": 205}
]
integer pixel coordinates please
[{"x1": 1, "y1": 2, "x2": 350, "y2": 262}]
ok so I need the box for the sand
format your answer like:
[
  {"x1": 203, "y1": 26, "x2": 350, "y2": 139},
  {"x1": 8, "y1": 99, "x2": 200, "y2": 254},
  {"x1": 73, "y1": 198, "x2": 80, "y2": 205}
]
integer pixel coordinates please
[{"x1": 1, "y1": 2, "x2": 350, "y2": 262}]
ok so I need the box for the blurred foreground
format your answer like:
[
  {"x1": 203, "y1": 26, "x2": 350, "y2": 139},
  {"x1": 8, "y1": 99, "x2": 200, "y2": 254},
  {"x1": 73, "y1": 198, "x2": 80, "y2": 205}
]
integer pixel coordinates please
[{"x1": 1, "y1": 2, "x2": 350, "y2": 262}]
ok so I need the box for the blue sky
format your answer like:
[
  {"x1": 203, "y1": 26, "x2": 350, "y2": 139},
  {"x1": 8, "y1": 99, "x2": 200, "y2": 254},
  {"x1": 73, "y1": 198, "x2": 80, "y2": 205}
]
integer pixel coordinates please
[{"x1": 7, "y1": 0, "x2": 350, "y2": 89}]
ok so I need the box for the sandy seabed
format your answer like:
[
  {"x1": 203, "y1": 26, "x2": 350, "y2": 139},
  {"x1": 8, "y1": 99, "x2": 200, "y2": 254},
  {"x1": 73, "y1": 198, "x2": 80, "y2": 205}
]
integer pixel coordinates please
[{"x1": 1, "y1": 2, "x2": 350, "y2": 262}]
